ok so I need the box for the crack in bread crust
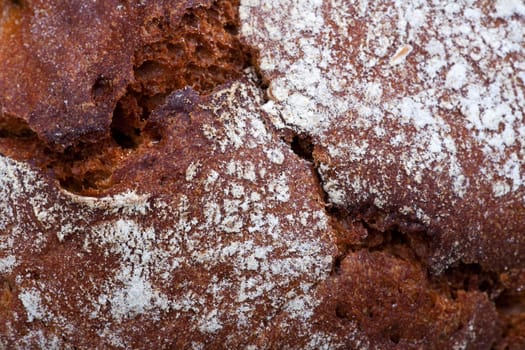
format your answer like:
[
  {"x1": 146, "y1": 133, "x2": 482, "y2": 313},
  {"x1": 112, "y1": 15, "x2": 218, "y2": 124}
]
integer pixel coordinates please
[{"x1": 0, "y1": 0, "x2": 524, "y2": 349}]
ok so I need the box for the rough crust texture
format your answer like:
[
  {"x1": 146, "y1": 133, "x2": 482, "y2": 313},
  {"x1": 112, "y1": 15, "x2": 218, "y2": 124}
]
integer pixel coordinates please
[
  {"x1": 241, "y1": 0, "x2": 525, "y2": 273},
  {"x1": 0, "y1": 0, "x2": 249, "y2": 149},
  {"x1": 0, "y1": 0, "x2": 524, "y2": 349},
  {"x1": 0, "y1": 79, "x2": 338, "y2": 349}
]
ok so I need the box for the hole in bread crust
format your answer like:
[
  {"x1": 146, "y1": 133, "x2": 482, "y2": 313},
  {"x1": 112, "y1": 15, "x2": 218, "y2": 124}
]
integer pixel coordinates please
[
  {"x1": 290, "y1": 134, "x2": 314, "y2": 162},
  {"x1": 0, "y1": 0, "x2": 256, "y2": 195},
  {"x1": 9, "y1": 0, "x2": 23, "y2": 7},
  {"x1": 2, "y1": 1, "x2": 523, "y2": 347},
  {"x1": 92, "y1": 76, "x2": 113, "y2": 104},
  {"x1": 109, "y1": 0, "x2": 253, "y2": 153},
  {"x1": 389, "y1": 331, "x2": 401, "y2": 344},
  {"x1": 285, "y1": 130, "x2": 520, "y2": 346},
  {"x1": 0, "y1": 114, "x2": 124, "y2": 195},
  {"x1": 0, "y1": 114, "x2": 37, "y2": 139}
]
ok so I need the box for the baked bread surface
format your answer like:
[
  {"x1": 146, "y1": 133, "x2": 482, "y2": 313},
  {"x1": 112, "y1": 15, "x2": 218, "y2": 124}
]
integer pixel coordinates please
[{"x1": 0, "y1": 0, "x2": 524, "y2": 348}]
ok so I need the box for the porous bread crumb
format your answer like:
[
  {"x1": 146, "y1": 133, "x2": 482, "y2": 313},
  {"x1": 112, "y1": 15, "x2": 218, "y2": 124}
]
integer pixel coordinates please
[
  {"x1": 1, "y1": 0, "x2": 524, "y2": 348},
  {"x1": 0, "y1": 81, "x2": 336, "y2": 347}
]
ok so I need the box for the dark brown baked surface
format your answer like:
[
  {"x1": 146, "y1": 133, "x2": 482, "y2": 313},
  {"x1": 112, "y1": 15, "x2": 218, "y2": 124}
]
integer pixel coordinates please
[
  {"x1": 0, "y1": 0, "x2": 248, "y2": 149},
  {"x1": 0, "y1": 79, "x2": 338, "y2": 348},
  {"x1": 241, "y1": 0, "x2": 525, "y2": 271},
  {"x1": 1, "y1": 0, "x2": 524, "y2": 348}
]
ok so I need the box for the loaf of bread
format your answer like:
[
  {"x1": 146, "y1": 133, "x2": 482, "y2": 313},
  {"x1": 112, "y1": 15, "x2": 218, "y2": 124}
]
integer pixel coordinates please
[{"x1": 0, "y1": 0, "x2": 524, "y2": 348}]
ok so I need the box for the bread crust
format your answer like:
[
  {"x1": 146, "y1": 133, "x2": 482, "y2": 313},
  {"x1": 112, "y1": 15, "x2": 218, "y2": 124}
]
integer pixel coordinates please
[
  {"x1": 241, "y1": 0, "x2": 525, "y2": 273},
  {"x1": 0, "y1": 0, "x2": 524, "y2": 348}
]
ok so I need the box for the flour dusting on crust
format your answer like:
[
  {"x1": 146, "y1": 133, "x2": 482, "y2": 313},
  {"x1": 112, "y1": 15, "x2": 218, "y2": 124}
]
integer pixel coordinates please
[
  {"x1": 240, "y1": 0, "x2": 525, "y2": 271},
  {"x1": 0, "y1": 81, "x2": 336, "y2": 348}
]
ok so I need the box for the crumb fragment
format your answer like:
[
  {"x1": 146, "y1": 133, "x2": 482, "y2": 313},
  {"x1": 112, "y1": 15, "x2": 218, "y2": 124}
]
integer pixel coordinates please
[{"x1": 389, "y1": 44, "x2": 413, "y2": 66}]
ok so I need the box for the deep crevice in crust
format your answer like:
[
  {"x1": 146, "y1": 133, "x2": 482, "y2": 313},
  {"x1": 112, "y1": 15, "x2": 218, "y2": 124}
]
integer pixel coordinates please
[
  {"x1": 0, "y1": 0, "x2": 524, "y2": 347},
  {"x1": 283, "y1": 118, "x2": 524, "y2": 347},
  {"x1": 0, "y1": 0, "x2": 255, "y2": 195},
  {"x1": 110, "y1": 0, "x2": 254, "y2": 149}
]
